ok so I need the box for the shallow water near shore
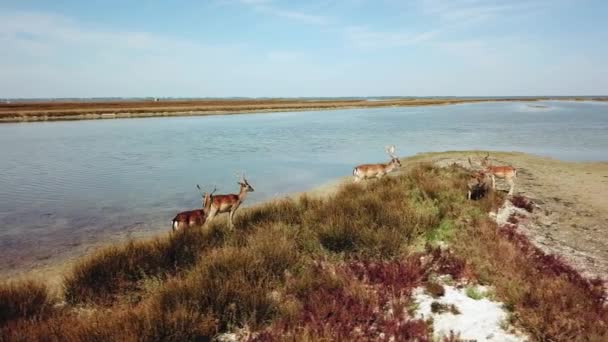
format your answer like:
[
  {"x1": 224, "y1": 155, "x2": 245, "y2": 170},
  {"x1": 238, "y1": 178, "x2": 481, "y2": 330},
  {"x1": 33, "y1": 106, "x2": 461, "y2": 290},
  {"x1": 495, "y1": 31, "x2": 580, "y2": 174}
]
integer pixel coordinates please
[{"x1": 0, "y1": 100, "x2": 607, "y2": 275}]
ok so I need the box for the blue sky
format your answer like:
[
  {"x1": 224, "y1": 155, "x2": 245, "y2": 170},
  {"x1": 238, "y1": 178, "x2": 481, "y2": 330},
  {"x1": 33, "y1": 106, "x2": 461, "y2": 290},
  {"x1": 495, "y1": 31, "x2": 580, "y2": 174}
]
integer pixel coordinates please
[{"x1": 1, "y1": 0, "x2": 607, "y2": 98}]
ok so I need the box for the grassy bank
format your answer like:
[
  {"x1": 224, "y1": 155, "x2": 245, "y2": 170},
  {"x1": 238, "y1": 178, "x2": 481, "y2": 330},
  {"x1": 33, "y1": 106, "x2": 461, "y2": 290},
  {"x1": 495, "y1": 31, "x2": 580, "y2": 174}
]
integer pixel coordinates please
[
  {"x1": 3, "y1": 97, "x2": 606, "y2": 123},
  {"x1": 1, "y1": 163, "x2": 606, "y2": 341}
]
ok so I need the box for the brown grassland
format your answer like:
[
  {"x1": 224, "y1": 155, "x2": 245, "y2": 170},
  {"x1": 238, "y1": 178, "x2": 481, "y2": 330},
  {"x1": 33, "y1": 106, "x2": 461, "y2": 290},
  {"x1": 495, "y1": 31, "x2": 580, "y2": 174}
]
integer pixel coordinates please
[
  {"x1": 2, "y1": 97, "x2": 607, "y2": 123},
  {"x1": 1, "y1": 163, "x2": 607, "y2": 341}
]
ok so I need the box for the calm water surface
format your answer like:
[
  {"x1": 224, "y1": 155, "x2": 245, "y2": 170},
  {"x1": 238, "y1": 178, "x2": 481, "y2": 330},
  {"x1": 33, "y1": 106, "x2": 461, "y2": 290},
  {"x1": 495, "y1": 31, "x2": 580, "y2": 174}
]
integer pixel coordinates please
[{"x1": 1, "y1": 101, "x2": 607, "y2": 273}]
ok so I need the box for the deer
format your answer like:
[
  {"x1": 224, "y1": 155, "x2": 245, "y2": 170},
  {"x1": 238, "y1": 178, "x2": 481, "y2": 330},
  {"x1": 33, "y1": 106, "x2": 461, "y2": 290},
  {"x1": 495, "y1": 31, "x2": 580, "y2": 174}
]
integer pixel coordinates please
[
  {"x1": 172, "y1": 185, "x2": 216, "y2": 232},
  {"x1": 481, "y1": 153, "x2": 517, "y2": 195},
  {"x1": 353, "y1": 145, "x2": 402, "y2": 182},
  {"x1": 205, "y1": 172, "x2": 255, "y2": 229},
  {"x1": 467, "y1": 169, "x2": 491, "y2": 200},
  {"x1": 470, "y1": 153, "x2": 517, "y2": 195}
]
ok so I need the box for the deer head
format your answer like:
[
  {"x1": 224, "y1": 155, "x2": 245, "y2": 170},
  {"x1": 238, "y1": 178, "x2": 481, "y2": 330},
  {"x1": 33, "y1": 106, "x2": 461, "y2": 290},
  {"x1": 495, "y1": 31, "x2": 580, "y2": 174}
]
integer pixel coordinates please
[
  {"x1": 197, "y1": 184, "x2": 217, "y2": 212},
  {"x1": 481, "y1": 152, "x2": 491, "y2": 167},
  {"x1": 237, "y1": 172, "x2": 255, "y2": 192},
  {"x1": 385, "y1": 145, "x2": 402, "y2": 167},
  {"x1": 468, "y1": 154, "x2": 489, "y2": 171}
]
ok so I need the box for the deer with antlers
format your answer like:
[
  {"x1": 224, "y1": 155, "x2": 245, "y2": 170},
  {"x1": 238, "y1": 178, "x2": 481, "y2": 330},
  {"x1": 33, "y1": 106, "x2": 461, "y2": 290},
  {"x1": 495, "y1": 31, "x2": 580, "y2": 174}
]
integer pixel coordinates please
[
  {"x1": 466, "y1": 168, "x2": 491, "y2": 200},
  {"x1": 470, "y1": 153, "x2": 517, "y2": 195},
  {"x1": 353, "y1": 145, "x2": 402, "y2": 182},
  {"x1": 205, "y1": 172, "x2": 255, "y2": 229},
  {"x1": 172, "y1": 185, "x2": 216, "y2": 232}
]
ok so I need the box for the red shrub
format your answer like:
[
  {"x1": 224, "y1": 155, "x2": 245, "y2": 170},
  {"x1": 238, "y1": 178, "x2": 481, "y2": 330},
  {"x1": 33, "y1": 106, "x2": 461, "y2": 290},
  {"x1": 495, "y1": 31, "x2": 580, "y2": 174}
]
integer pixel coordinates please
[
  {"x1": 510, "y1": 196, "x2": 534, "y2": 212},
  {"x1": 251, "y1": 260, "x2": 433, "y2": 341},
  {"x1": 498, "y1": 225, "x2": 606, "y2": 307}
]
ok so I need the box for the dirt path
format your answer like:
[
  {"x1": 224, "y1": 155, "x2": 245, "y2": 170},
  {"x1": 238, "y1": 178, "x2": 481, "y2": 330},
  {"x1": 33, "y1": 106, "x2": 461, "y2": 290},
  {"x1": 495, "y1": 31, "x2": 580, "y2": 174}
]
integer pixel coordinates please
[{"x1": 409, "y1": 151, "x2": 608, "y2": 280}]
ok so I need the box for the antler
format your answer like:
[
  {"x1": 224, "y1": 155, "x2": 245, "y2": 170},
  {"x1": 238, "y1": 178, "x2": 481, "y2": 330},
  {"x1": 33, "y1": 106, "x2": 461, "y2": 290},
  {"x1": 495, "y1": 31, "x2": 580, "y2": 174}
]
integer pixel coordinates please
[
  {"x1": 468, "y1": 156, "x2": 486, "y2": 171},
  {"x1": 197, "y1": 184, "x2": 217, "y2": 196},
  {"x1": 385, "y1": 145, "x2": 397, "y2": 158},
  {"x1": 235, "y1": 171, "x2": 245, "y2": 183},
  {"x1": 482, "y1": 152, "x2": 491, "y2": 167}
]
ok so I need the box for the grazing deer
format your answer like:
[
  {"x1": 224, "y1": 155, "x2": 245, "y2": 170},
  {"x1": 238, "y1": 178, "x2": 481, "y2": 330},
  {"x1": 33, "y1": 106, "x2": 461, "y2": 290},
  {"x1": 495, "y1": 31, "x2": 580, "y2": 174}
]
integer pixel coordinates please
[
  {"x1": 172, "y1": 185, "x2": 216, "y2": 232},
  {"x1": 205, "y1": 173, "x2": 254, "y2": 229},
  {"x1": 353, "y1": 145, "x2": 402, "y2": 182},
  {"x1": 467, "y1": 170, "x2": 491, "y2": 200}
]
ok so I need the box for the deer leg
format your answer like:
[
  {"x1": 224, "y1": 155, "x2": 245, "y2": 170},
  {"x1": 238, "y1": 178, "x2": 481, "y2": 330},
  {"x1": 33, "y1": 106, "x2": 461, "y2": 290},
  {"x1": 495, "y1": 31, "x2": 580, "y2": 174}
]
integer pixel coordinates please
[
  {"x1": 205, "y1": 207, "x2": 218, "y2": 226},
  {"x1": 507, "y1": 177, "x2": 515, "y2": 195},
  {"x1": 491, "y1": 175, "x2": 496, "y2": 190},
  {"x1": 227, "y1": 210, "x2": 233, "y2": 229},
  {"x1": 229, "y1": 204, "x2": 242, "y2": 229},
  {"x1": 229, "y1": 209, "x2": 235, "y2": 229}
]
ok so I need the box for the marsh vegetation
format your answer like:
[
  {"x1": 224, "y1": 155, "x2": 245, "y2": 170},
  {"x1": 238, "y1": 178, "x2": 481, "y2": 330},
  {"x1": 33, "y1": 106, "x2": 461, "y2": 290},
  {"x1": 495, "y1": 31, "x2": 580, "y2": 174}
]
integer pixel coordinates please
[{"x1": 1, "y1": 163, "x2": 606, "y2": 341}]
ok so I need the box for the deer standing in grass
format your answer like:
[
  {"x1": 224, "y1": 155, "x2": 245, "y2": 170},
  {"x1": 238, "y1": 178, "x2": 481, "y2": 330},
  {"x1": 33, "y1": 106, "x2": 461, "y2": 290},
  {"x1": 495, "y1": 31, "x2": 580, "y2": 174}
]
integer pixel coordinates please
[
  {"x1": 205, "y1": 173, "x2": 254, "y2": 229},
  {"x1": 172, "y1": 185, "x2": 216, "y2": 232},
  {"x1": 480, "y1": 153, "x2": 517, "y2": 195},
  {"x1": 353, "y1": 145, "x2": 402, "y2": 182}
]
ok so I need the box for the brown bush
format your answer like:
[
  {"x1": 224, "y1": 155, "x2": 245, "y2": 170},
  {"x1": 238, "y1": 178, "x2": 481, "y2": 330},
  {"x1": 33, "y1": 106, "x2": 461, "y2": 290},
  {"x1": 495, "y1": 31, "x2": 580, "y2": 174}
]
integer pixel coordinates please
[
  {"x1": 64, "y1": 226, "x2": 225, "y2": 304},
  {"x1": 0, "y1": 280, "x2": 56, "y2": 326},
  {"x1": 154, "y1": 224, "x2": 300, "y2": 330}
]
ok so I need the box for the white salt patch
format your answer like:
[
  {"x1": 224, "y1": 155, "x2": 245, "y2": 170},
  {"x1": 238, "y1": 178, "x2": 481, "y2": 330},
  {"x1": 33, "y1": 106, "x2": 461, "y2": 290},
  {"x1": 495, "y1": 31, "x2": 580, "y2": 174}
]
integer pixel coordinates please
[
  {"x1": 490, "y1": 200, "x2": 529, "y2": 226},
  {"x1": 413, "y1": 285, "x2": 525, "y2": 341}
]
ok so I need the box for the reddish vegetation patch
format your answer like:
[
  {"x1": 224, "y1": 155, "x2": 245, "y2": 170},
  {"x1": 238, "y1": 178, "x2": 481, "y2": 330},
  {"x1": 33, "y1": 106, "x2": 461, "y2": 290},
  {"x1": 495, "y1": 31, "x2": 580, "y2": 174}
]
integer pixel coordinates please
[
  {"x1": 253, "y1": 250, "x2": 473, "y2": 341},
  {"x1": 348, "y1": 257, "x2": 425, "y2": 295},
  {"x1": 253, "y1": 259, "x2": 435, "y2": 341},
  {"x1": 498, "y1": 224, "x2": 605, "y2": 303},
  {"x1": 510, "y1": 196, "x2": 534, "y2": 213},
  {"x1": 507, "y1": 213, "x2": 520, "y2": 224},
  {"x1": 426, "y1": 247, "x2": 473, "y2": 281},
  {"x1": 457, "y1": 215, "x2": 608, "y2": 340}
]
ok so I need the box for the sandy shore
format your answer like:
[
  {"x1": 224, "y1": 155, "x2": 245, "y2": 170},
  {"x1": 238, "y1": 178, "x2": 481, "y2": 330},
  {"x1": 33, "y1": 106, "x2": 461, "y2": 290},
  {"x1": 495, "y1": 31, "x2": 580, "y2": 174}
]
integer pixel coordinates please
[
  {"x1": 2, "y1": 97, "x2": 607, "y2": 123},
  {"x1": 7, "y1": 151, "x2": 608, "y2": 293}
]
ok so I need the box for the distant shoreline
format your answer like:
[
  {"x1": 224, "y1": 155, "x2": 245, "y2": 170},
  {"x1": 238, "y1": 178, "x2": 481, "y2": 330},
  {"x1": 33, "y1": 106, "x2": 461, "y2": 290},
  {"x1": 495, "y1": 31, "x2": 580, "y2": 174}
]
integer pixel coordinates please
[{"x1": 1, "y1": 97, "x2": 607, "y2": 123}]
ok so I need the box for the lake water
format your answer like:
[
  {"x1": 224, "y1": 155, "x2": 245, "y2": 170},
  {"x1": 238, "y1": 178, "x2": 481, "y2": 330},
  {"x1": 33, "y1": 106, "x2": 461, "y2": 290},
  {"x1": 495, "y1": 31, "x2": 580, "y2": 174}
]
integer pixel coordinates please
[{"x1": 1, "y1": 100, "x2": 607, "y2": 274}]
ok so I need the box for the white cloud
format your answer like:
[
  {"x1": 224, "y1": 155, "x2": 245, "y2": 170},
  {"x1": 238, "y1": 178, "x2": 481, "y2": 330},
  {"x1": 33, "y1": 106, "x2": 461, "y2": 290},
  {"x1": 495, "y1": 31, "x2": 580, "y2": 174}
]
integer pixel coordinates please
[
  {"x1": 345, "y1": 26, "x2": 439, "y2": 48},
  {"x1": 256, "y1": 6, "x2": 327, "y2": 24},
  {"x1": 226, "y1": 0, "x2": 328, "y2": 24},
  {"x1": 0, "y1": 11, "x2": 252, "y2": 97},
  {"x1": 420, "y1": 0, "x2": 550, "y2": 23},
  {"x1": 266, "y1": 50, "x2": 303, "y2": 62}
]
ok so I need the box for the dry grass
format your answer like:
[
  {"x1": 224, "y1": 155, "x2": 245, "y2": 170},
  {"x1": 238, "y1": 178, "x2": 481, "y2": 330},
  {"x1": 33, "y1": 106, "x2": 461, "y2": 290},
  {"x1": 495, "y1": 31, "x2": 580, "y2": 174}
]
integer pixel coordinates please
[
  {"x1": 64, "y1": 225, "x2": 226, "y2": 304},
  {"x1": 1, "y1": 164, "x2": 607, "y2": 341},
  {"x1": 0, "y1": 280, "x2": 56, "y2": 325}
]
